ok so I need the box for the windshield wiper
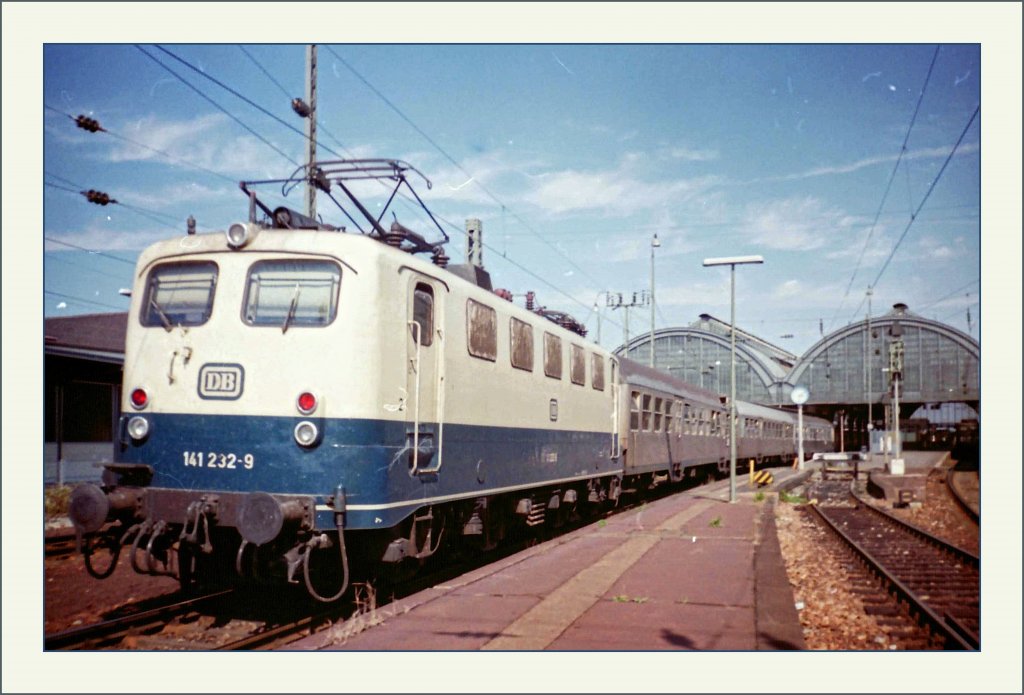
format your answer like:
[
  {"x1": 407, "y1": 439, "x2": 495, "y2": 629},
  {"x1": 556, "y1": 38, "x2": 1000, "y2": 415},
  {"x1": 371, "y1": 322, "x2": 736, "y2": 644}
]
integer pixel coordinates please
[
  {"x1": 149, "y1": 297, "x2": 173, "y2": 332},
  {"x1": 282, "y1": 283, "x2": 301, "y2": 334}
]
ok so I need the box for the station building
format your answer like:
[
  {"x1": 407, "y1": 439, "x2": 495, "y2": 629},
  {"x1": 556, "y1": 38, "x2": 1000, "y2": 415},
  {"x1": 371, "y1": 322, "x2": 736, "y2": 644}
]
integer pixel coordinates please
[
  {"x1": 615, "y1": 303, "x2": 980, "y2": 451},
  {"x1": 44, "y1": 312, "x2": 126, "y2": 484}
]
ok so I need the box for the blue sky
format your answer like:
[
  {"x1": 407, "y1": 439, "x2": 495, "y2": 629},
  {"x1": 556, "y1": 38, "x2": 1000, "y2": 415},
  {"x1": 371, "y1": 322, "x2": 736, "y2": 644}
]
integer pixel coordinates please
[{"x1": 43, "y1": 43, "x2": 981, "y2": 356}]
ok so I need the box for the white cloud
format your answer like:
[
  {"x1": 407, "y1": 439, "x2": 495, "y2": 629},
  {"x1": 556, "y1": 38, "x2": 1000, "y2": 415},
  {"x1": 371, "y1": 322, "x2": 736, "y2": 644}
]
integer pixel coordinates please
[
  {"x1": 739, "y1": 196, "x2": 857, "y2": 251},
  {"x1": 523, "y1": 168, "x2": 721, "y2": 216},
  {"x1": 773, "y1": 279, "x2": 805, "y2": 300},
  {"x1": 668, "y1": 146, "x2": 719, "y2": 162},
  {"x1": 740, "y1": 142, "x2": 979, "y2": 185}
]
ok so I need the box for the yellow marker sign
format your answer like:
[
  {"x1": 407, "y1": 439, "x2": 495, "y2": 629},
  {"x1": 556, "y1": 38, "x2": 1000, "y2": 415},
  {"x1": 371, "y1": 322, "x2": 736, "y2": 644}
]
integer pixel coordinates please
[{"x1": 753, "y1": 470, "x2": 774, "y2": 487}]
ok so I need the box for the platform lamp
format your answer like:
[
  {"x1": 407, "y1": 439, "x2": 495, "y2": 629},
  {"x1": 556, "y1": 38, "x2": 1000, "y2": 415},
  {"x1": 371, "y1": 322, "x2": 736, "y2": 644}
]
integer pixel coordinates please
[
  {"x1": 791, "y1": 385, "x2": 809, "y2": 470},
  {"x1": 702, "y1": 255, "x2": 764, "y2": 503}
]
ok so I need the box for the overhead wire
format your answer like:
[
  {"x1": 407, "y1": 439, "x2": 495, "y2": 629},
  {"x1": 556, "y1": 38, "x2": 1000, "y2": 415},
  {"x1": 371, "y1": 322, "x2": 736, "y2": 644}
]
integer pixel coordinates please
[
  {"x1": 323, "y1": 45, "x2": 604, "y2": 289},
  {"x1": 229, "y1": 43, "x2": 619, "y2": 330},
  {"x1": 867, "y1": 105, "x2": 980, "y2": 293},
  {"x1": 828, "y1": 45, "x2": 941, "y2": 332},
  {"x1": 45, "y1": 253, "x2": 134, "y2": 282},
  {"x1": 45, "y1": 290, "x2": 128, "y2": 312},
  {"x1": 44, "y1": 174, "x2": 183, "y2": 233},
  {"x1": 44, "y1": 236, "x2": 138, "y2": 266},
  {"x1": 135, "y1": 45, "x2": 299, "y2": 167}
]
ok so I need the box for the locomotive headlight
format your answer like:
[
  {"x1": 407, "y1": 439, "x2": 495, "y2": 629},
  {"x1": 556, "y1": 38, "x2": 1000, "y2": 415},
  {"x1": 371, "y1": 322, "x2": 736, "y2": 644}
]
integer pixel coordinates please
[
  {"x1": 226, "y1": 222, "x2": 251, "y2": 249},
  {"x1": 127, "y1": 415, "x2": 150, "y2": 441},
  {"x1": 293, "y1": 420, "x2": 319, "y2": 448}
]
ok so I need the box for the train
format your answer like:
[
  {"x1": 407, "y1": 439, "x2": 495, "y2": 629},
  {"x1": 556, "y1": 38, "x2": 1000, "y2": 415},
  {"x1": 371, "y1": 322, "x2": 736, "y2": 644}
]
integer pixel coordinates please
[{"x1": 68, "y1": 159, "x2": 833, "y2": 600}]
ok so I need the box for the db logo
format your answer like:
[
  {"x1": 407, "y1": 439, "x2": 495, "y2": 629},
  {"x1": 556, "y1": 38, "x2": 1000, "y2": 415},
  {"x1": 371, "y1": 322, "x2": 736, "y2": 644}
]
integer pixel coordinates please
[{"x1": 198, "y1": 363, "x2": 245, "y2": 400}]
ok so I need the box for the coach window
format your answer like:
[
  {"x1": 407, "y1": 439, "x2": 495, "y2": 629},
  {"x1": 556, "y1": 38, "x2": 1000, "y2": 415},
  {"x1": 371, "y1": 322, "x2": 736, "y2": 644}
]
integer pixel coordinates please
[
  {"x1": 543, "y1": 332, "x2": 562, "y2": 379},
  {"x1": 467, "y1": 299, "x2": 497, "y2": 361},
  {"x1": 630, "y1": 391, "x2": 641, "y2": 431},
  {"x1": 142, "y1": 261, "x2": 218, "y2": 328},
  {"x1": 510, "y1": 317, "x2": 534, "y2": 371},
  {"x1": 642, "y1": 394, "x2": 653, "y2": 431},
  {"x1": 653, "y1": 397, "x2": 663, "y2": 432},
  {"x1": 570, "y1": 345, "x2": 586, "y2": 386},
  {"x1": 592, "y1": 354, "x2": 605, "y2": 391},
  {"x1": 412, "y1": 284, "x2": 433, "y2": 346},
  {"x1": 664, "y1": 400, "x2": 675, "y2": 435},
  {"x1": 242, "y1": 260, "x2": 340, "y2": 328}
]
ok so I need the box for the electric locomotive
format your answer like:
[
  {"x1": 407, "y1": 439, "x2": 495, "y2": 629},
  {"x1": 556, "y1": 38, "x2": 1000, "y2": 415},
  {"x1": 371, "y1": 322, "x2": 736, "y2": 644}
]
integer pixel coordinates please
[{"x1": 68, "y1": 160, "x2": 625, "y2": 599}]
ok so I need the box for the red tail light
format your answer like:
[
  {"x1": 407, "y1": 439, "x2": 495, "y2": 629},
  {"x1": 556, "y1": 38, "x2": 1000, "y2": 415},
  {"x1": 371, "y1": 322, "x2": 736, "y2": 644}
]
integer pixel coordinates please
[
  {"x1": 130, "y1": 388, "x2": 148, "y2": 409},
  {"x1": 297, "y1": 391, "x2": 317, "y2": 414}
]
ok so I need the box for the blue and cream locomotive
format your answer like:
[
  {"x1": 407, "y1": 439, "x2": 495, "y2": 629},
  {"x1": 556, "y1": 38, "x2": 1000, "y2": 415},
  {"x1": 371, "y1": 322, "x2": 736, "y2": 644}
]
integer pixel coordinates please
[{"x1": 68, "y1": 159, "x2": 832, "y2": 600}]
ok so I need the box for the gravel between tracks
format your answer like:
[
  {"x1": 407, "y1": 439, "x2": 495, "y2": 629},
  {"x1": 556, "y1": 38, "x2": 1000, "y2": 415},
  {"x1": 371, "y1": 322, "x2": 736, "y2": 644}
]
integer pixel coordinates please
[{"x1": 774, "y1": 466, "x2": 980, "y2": 650}]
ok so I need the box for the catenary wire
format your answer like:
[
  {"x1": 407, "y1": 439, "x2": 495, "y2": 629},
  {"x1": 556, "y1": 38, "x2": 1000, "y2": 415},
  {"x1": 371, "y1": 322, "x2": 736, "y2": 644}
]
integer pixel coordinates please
[
  {"x1": 45, "y1": 290, "x2": 127, "y2": 312},
  {"x1": 829, "y1": 45, "x2": 941, "y2": 332},
  {"x1": 135, "y1": 45, "x2": 299, "y2": 167},
  {"x1": 324, "y1": 45, "x2": 603, "y2": 289}
]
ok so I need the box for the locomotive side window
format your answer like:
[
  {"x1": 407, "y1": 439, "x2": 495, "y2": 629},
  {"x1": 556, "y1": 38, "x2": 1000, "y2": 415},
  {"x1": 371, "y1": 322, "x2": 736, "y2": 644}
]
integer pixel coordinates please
[
  {"x1": 591, "y1": 354, "x2": 605, "y2": 391},
  {"x1": 242, "y1": 260, "x2": 341, "y2": 328},
  {"x1": 141, "y1": 261, "x2": 218, "y2": 328},
  {"x1": 510, "y1": 317, "x2": 534, "y2": 371},
  {"x1": 630, "y1": 391, "x2": 641, "y2": 431},
  {"x1": 543, "y1": 332, "x2": 562, "y2": 379},
  {"x1": 570, "y1": 344, "x2": 586, "y2": 386},
  {"x1": 467, "y1": 299, "x2": 497, "y2": 361},
  {"x1": 413, "y1": 284, "x2": 433, "y2": 346}
]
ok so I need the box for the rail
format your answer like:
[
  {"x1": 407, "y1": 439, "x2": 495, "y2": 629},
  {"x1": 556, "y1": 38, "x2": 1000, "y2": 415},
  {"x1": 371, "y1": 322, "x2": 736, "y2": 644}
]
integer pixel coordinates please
[{"x1": 810, "y1": 496, "x2": 978, "y2": 650}]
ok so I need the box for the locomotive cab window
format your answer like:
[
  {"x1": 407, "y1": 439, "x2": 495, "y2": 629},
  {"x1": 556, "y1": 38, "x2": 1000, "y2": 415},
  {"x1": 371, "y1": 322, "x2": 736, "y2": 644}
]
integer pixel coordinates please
[
  {"x1": 510, "y1": 317, "x2": 534, "y2": 371},
  {"x1": 412, "y1": 284, "x2": 433, "y2": 346},
  {"x1": 243, "y1": 259, "x2": 341, "y2": 328},
  {"x1": 467, "y1": 299, "x2": 497, "y2": 361},
  {"x1": 141, "y1": 261, "x2": 218, "y2": 328}
]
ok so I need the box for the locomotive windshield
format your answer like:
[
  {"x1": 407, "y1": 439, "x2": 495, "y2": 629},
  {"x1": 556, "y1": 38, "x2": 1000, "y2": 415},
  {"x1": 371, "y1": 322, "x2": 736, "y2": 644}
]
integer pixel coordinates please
[
  {"x1": 242, "y1": 259, "x2": 341, "y2": 329},
  {"x1": 141, "y1": 261, "x2": 218, "y2": 328}
]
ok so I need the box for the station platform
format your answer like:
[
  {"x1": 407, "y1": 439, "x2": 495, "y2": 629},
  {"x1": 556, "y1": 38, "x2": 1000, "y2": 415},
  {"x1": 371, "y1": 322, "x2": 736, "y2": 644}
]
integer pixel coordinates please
[{"x1": 291, "y1": 471, "x2": 810, "y2": 651}]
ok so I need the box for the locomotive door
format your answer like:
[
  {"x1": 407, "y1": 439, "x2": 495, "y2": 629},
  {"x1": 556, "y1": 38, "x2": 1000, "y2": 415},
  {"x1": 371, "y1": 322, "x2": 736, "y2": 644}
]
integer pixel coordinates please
[{"x1": 404, "y1": 273, "x2": 445, "y2": 474}]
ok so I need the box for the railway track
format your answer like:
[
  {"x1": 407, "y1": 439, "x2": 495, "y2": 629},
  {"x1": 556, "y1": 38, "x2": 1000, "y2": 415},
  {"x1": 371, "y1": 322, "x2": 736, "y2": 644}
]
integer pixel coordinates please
[
  {"x1": 810, "y1": 493, "x2": 979, "y2": 650},
  {"x1": 947, "y1": 468, "x2": 980, "y2": 523},
  {"x1": 45, "y1": 473, "x2": 718, "y2": 650},
  {"x1": 44, "y1": 589, "x2": 234, "y2": 650},
  {"x1": 44, "y1": 532, "x2": 78, "y2": 558}
]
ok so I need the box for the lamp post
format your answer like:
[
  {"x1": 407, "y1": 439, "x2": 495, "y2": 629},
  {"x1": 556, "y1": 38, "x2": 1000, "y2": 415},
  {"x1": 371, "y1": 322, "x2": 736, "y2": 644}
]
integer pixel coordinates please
[
  {"x1": 791, "y1": 385, "x2": 809, "y2": 471},
  {"x1": 650, "y1": 233, "x2": 660, "y2": 368},
  {"x1": 703, "y1": 255, "x2": 764, "y2": 503},
  {"x1": 865, "y1": 286, "x2": 873, "y2": 451}
]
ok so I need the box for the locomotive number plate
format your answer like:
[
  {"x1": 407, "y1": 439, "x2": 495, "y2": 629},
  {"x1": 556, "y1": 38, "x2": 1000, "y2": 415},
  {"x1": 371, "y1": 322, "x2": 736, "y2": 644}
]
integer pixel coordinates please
[{"x1": 183, "y1": 450, "x2": 255, "y2": 470}]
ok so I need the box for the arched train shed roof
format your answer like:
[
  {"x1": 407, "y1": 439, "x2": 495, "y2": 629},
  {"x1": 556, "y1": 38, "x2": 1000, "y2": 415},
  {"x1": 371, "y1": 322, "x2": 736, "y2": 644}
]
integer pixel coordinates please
[{"x1": 787, "y1": 304, "x2": 979, "y2": 407}]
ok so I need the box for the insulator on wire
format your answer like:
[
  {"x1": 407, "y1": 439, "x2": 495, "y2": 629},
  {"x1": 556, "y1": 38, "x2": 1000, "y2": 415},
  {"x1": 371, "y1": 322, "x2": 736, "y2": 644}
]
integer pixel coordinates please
[
  {"x1": 291, "y1": 98, "x2": 311, "y2": 118},
  {"x1": 82, "y1": 189, "x2": 116, "y2": 206},
  {"x1": 75, "y1": 115, "x2": 104, "y2": 132}
]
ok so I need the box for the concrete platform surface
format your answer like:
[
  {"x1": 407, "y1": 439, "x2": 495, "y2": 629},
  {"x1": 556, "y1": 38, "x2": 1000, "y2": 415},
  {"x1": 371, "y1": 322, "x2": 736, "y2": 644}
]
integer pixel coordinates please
[{"x1": 290, "y1": 478, "x2": 805, "y2": 652}]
